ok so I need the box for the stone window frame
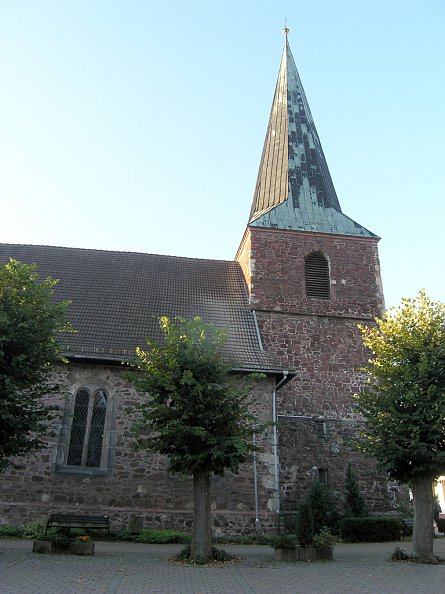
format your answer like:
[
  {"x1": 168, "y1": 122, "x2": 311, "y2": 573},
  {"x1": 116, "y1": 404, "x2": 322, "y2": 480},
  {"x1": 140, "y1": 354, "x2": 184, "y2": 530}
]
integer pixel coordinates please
[
  {"x1": 317, "y1": 468, "x2": 329, "y2": 485},
  {"x1": 316, "y1": 420, "x2": 328, "y2": 438},
  {"x1": 54, "y1": 380, "x2": 114, "y2": 477},
  {"x1": 304, "y1": 251, "x2": 331, "y2": 299}
]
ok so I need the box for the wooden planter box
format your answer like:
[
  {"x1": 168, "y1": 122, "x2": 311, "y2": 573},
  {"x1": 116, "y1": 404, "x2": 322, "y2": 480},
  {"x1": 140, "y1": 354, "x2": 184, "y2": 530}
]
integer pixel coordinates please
[
  {"x1": 33, "y1": 540, "x2": 95, "y2": 555},
  {"x1": 33, "y1": 540, "x2": 54, "y2": 554},
  {"x1": 69, "y1": 541, "x2": 95, "y2": 556},
  {"x1": 274, "y1": 548, "x2": 298, "y2": 561},
  {"x1": 274, "y1": 547, "x2": 318, "y2": 562},
  {"x1": 316, "y1": 546, "x2": 334, "y2": 560},
  {"x1": 274, "y1": 546, "x2": 333, "y2": 561}
]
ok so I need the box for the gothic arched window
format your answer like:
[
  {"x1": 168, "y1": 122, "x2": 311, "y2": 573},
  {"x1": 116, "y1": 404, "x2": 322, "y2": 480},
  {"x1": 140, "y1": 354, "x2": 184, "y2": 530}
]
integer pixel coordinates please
[
  {"x1": 67, "y1": 387, "x2": 108, "y2": 467},
  {"x1": 305, "y1": 252, "x2": 330, "y2": 299},
  {"x1": 55, "y1": 384, "x2": 113, "y2": 475}
]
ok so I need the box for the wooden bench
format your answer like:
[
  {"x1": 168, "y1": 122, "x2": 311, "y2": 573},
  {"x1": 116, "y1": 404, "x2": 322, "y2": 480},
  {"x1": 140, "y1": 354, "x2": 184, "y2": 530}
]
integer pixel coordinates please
[
  {"x1": 45, "y1": 514, "x2": 110, "y2": 535},
  {"x1": 436, "y1": 517, "x2": 445, "y2": 534},
  {"x1": 401, "y1": 517, "x2": 445, "y2": 538},
  {"x1": 401, "y1": 518, "x2": 414, "y2": 539}
]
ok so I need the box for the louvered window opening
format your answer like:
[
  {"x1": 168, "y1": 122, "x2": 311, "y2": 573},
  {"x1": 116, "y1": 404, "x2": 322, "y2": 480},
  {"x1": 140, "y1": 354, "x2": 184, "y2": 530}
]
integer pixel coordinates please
[
  {"x1": 67, "y1": 388, "x2": 108, "y2": 468},
  {"x1": 305, "y1": 253, "x2": 330, "y2": 299}
]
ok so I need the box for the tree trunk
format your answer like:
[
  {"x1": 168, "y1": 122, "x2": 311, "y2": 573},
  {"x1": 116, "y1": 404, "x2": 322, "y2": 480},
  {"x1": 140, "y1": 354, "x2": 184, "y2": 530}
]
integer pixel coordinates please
[
  {"x1": 412, "y1": 476, "x2": 438, "y2": 564},
  {"x1": 190, "y1": 471, "x2": 212, "y2": 562}
]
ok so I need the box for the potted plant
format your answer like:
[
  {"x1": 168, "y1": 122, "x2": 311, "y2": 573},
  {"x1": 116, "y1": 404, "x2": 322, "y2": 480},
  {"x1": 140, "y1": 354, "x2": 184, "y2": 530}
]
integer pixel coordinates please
[
  {"x1": 33, "y1": 531, "x2": 71, "y2": 554},
  {"x1": 69, "y1": 534, "x2": 95, "y2": 555},
  {"x1": 313, "y1": 527, "x2": 335, "y2": 560},
  {"x1": 271, "y1": 534, "x2": 298, "y2": 561},
  {"x1": 294, "y1": 502, "x2": 317, "y2": 561}
]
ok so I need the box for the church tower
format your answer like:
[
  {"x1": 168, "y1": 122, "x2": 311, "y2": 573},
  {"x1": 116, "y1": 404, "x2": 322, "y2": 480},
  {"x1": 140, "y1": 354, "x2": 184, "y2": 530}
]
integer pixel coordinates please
[{"x1": 237, "y1": 31, "x2": 394, "y2": 514}]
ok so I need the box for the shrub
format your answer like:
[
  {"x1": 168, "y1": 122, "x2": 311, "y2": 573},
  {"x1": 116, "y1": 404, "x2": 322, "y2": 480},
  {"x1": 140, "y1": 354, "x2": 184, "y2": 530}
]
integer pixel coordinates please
[
  {"x1": 344, "y1": 464, "x2": 367, "y2": 517},
  {"x1": 306, "y1": 480, "x2": 340, "y2": 534},
  {"x1": 390, "y1": 547, "x2": 411, "y2": 561},
  {"x1": 340, "y1": 516, "x2": 401, "y2": 542},
  {"x1": 313, "y1": 526, "x2": 336, "y2": 548},
  {"x1": 22, "y1": 520, "x2": 46, "y2": 539},
  {"x1": 297, "y1": 502, "x2": 314, "y2": 548},
  {"x1": 0, "y1": 520, "x2": 46, "y2": 539},
  {"x1": 213, "y1": 534, "x2": 271, "y2": 545},
  {"x1": 269, "y1": 534, "x2": 297, "y2": 549},
  {"x1": 0, "y1": 525, "x2": 23, "y2": 538},
  {"x1": 116, "y1": 528, "x2": 191, "y2": 544}
]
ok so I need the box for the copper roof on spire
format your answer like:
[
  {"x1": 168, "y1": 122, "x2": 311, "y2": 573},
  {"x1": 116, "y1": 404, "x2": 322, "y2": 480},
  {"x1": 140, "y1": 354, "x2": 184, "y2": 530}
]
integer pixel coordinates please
[{"x1": 249, "y1": 32, "x2": 377, "y2": 238}]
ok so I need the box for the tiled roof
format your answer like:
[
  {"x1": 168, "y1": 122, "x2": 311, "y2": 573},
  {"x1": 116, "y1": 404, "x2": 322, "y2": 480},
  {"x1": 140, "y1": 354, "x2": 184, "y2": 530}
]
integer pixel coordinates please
[
  {"x1": 0, "y1": 244, "x2": 283, "y2": 373},
  {"x1": 249, "y1": 32, "x2": 377, "y2": 238}
]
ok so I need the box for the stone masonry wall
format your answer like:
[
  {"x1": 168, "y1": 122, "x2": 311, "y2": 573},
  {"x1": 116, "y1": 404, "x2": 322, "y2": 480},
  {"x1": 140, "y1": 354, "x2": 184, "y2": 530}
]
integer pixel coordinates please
[
  {"x1": 259, "y1": 312, "x2": 368, "y2": 418},
  {"x1": 277, "y1": 417, "x2": 403, "y2": 518},
  {"x1": 236, "y1": 226, "x2": 404, "y2": 514},
  {"x1": 242, "y1": 227, "x2": 384, "y2": 317},
  {"x1": 0, "y1": 362, "x2": 278, "y2": 535}
]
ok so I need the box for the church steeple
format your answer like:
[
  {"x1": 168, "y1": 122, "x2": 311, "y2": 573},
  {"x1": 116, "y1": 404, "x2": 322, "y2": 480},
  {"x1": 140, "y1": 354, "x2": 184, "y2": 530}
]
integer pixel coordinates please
[{"x1": 249, "y1": 30, "x2": 376, "y2": 238}]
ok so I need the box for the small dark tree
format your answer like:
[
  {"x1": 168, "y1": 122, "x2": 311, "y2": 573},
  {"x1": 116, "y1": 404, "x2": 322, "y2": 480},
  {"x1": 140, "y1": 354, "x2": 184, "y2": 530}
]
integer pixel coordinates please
[
  {"x1": 125, "y1": 316, "x2": 263, "y2": 563},
  {"x1": 306, "y1": 480, "x2": 336, "y2": 534},
  {"x1": 0, "y1": 259, "x2": 71, "y2": 468},
  {"x1": 297, "y1": 501, "x2": 314, "y2": 548},
  {"x1": 344, "y1": 463, "x2": 367, "y2": 517},
  {"x1": 356, "y1": 291, "x2": 445, "y2": 563}
]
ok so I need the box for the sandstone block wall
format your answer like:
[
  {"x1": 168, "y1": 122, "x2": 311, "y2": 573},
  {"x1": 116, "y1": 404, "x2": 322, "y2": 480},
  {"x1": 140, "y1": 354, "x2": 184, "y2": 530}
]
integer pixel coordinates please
[
  {"x1": 236, "y1": 226, "x2": 404, "y2": 515},
  {"x1": 238, "y1": 227, "x2": 384, "y2": 317},
  {"x1": 0, "y1": 363, "x2": 278, "y2": 534}
]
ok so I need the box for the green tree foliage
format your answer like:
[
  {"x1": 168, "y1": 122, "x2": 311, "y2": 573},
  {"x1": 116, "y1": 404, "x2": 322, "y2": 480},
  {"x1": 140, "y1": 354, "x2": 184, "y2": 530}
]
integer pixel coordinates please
[
  {"x1": 125, "y1": 316, "x2": 263, "y2": 562},
  {"x1": 0, "y1": 259, "x2": 71, "y2": 468},
  {"x1": 356, "y1": 290, "x2": 445, "y2": 563},
  {"x1": 297, "y1": 501, "x2": 314, "y2": 548},
  {"x1": 306, "y1": 480, "x2": 337, "y2": 534},
  {"x1": 344, "y1": 463, "x2": 367, "y2": 517}
]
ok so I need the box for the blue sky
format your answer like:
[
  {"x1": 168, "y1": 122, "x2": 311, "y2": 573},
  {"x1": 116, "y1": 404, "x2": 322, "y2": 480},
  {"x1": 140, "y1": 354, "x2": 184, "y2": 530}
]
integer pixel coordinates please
[{"x1": 1, "y1": 0, "x2": 444, "y2": 309}]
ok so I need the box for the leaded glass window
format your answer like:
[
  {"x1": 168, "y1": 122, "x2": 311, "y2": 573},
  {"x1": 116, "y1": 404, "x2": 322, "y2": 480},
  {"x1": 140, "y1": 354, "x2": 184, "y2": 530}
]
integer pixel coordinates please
[{"x1": 67, "y1": 387, "x2": 108, "y2": 468}]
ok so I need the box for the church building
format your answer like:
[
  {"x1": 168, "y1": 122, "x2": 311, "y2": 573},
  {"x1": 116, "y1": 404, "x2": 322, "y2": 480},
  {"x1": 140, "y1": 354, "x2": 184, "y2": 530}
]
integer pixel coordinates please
[{"x1": 0, "y1": 32, "x2": 402, "y2": 533}]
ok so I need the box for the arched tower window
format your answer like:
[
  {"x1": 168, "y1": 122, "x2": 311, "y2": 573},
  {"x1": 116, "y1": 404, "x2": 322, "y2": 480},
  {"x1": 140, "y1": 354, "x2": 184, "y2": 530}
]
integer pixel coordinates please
[{"x1": 305, "y1": 252, "x2": 330, "y2": 299}]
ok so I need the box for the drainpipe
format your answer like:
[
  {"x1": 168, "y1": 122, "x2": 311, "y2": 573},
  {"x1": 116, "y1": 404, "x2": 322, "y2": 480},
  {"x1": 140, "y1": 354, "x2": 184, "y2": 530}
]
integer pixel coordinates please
[
  {"x1": 252, "y1": 431, "x2": 260, "y2": 533},
  {"x1": 273, "y1": 371, "x2": 288, "y2": 531}
]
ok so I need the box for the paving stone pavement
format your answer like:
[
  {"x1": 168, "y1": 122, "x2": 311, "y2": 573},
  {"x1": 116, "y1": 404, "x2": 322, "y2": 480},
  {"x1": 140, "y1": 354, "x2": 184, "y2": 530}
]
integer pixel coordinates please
[{"x1": 2, "y1": 538, "x2": 445, "y2": 593}]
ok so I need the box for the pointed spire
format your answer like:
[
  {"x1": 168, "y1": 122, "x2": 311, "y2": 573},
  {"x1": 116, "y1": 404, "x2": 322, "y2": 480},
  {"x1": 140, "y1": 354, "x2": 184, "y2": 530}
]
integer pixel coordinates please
[{"x1": 249, "y1": 31, "x2": 375, "y2": 238}]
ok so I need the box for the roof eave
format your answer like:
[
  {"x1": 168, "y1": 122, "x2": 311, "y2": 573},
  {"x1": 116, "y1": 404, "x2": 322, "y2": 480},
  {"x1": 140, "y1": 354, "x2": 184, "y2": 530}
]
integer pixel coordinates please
[{"x1": 63, "y1": 353, "x2": 296, "y2": 380}]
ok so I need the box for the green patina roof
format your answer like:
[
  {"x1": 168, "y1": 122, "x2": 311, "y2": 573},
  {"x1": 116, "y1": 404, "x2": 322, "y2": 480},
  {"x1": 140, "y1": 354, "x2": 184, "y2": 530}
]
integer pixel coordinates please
[{"x1": 249, "y1": 31, "x2": 376, "y2": 238}]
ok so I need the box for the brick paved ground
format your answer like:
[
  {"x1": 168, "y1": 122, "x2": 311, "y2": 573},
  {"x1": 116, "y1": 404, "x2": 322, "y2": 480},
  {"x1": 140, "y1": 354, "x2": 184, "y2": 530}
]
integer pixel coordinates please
[{"x1": 1, "y1": 537, "x2": 445, "y2": 593}]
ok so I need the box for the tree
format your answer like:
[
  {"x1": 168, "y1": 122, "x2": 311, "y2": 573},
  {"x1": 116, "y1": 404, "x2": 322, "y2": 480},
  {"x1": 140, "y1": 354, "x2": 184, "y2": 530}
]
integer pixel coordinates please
[
  {"x1": 296, "y1": 501, "x2": 314, "y2": 548},
  {"x1": 305, "y1": 480, "x2": 337, "y2": 534},
  {"x1": 344, "y1": 463, "x2": 367, "y2": 518},
  {"x1": 0, "y1": 258, "x2": 71, "y2": 468},
  {"x1": 125, "y1": 316, "x2": 262, "y2": 563},
  {"x1": 356, "y1": 290, "x2": 445, "y2": 563}
]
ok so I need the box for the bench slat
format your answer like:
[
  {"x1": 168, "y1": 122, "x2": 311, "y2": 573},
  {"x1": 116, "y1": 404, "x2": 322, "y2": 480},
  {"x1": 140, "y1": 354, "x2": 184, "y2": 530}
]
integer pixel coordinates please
[{"x1": 45, "y1": 514, "x2": 110, "y2": 535}]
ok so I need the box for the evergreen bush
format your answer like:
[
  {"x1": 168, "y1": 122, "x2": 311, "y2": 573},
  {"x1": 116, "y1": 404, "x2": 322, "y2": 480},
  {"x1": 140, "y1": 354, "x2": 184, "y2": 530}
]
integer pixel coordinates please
[
  {"x1": 340, "y1": 516, "x2": 401, "y2": 542},
  {"x1": 297, "y1": 502, "x2": 314, "y2": 548},
  {"x1": 0, "y1": 525, "x2": 23, "y2": 538},
  {"x1": 344, "y1": 463, "x2": 367, "y2": 517},
  {"x1": 306, "y1": 480, "x2": 340, "y2": 534},
  {"x1": 116, "y1": 528, "x2": 191, "y2": 544}
]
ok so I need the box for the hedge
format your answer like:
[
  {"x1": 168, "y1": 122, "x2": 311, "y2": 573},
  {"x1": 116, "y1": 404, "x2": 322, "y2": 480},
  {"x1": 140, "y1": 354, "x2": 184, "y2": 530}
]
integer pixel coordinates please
[{"x1": 340, "y1": 516, "x2": 401, "y2": 542}]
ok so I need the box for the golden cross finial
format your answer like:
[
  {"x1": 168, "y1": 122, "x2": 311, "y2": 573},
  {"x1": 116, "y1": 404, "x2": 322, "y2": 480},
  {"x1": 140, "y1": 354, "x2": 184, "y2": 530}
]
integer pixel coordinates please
[{"x1": 283, "y1": 18, "x2": 289, "y2": 36}]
